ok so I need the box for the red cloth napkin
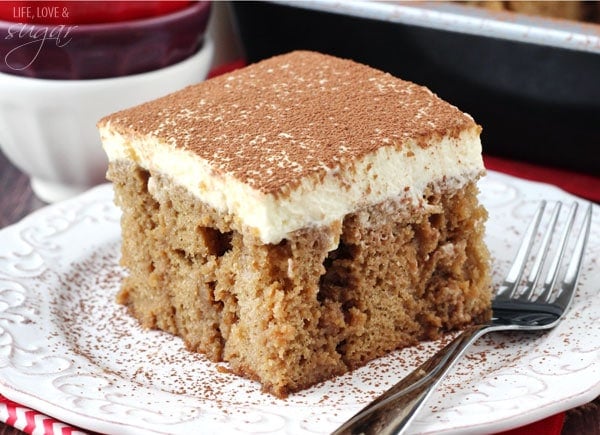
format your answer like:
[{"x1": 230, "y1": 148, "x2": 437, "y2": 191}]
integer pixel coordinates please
[{"x1": 0, "y1": 394, "x2": 86, "y2": 434}]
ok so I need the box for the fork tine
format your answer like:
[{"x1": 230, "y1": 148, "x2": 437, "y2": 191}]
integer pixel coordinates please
[
  {"x1": 536, "y1": 202, "x2": 578, "y2": 303},
  {"x1": 519, "y1": 202, "x2": 562, "y2": 301},
  {"x1": 552, "y1": 203, "x2": 593, "y2": 310},
  {"x1": 500, "y1": 200, "x2": 546, "y2": 298}
]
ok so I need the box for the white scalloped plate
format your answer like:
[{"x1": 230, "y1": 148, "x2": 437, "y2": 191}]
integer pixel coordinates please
[{"x1": 0, "y1": 171, "x2": 598, "y2": 435}]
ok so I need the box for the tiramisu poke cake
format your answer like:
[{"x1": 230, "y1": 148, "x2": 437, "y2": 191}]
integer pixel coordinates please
[{"x1": 98, "y1": 50, "x2": 491, "y2": 397}]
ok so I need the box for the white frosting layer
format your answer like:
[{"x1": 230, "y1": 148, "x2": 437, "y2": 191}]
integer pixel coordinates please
[{"x1": 101, "y1": 124, "x2": 484, "y2": 244}]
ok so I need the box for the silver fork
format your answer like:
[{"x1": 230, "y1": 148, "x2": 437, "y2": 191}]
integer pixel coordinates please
[{"x1": 333, "y1": 200, "x2": 593, "y2": 435}]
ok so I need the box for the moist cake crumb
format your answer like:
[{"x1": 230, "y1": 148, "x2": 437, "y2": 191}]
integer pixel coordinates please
[{"x1": 98, "y1": 50, "x2": 491, "y2": 398}]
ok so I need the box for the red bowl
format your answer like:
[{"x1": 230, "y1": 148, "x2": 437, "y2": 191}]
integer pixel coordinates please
[{"x1": 0, "y1": 1, "x2": 211, "y2": 79}]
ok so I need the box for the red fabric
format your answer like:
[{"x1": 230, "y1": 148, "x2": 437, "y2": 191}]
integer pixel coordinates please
[
  {"x1": 5, "y1": 400, "x2": 18, "y2": 427},
  {"x1": 496, "y1": 412, "x2": 565, "y2": 435},
  {"x1": 484, "y1": 155, "x2": 600, "y2": 203},
  {"x1": 0, "y1": 393, "x2": 80, "y2": 434},
  {"x1": 207, "y1": 59, "x2": 246, "y2": 79},
  {"x1": 43, "y1": 415, "x2": 57, "y2": 434},
  {"x1": 1, "y1": 395, "x2": 19, "y2": 427},
  {"x1": 23, "y1": 410, "x2": 36, "y2": 434}
]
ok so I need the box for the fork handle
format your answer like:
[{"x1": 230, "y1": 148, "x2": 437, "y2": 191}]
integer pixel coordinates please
[{"x1": 333, "y1": 324, "x2": 492, "y2": 435}]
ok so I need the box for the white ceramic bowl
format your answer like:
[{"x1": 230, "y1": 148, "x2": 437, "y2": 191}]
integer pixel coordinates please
[{"x1": 0, "y1": 37, "x2": 214, "y2": 203}]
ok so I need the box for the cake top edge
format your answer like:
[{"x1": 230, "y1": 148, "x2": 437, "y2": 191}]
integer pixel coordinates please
[{"x1": 98, "y1": 50, "x2": 480, "y2": 194}]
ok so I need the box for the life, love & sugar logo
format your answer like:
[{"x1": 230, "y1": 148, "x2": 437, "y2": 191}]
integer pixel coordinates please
[{"x1": 2, "y1": 4, "x2": 77, "y2": 71}]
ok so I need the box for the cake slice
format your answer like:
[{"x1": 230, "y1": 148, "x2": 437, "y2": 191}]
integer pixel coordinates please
[{"x1": 98, "y1": 50, "x2": 491, "y2": 398}]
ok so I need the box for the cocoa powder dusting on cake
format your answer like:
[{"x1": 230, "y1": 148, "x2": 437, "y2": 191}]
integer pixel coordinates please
[{"x1": 100, "y1": 51, "x2": 477, "y2": 194}]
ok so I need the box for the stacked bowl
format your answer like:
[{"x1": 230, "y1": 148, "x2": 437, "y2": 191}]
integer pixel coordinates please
[{"x1": 0, "y1": 1, "x2": 213, "y2": 202}]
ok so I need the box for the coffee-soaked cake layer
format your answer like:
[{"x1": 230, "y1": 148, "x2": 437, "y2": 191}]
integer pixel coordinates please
[{"x1": 107, "y1": 160, "x2": 490, "y2": 397}]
